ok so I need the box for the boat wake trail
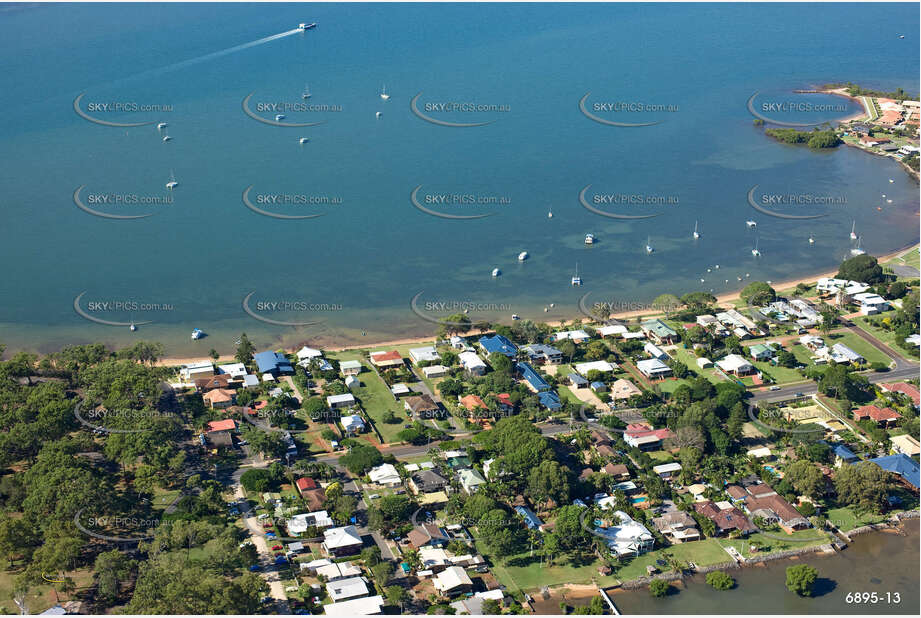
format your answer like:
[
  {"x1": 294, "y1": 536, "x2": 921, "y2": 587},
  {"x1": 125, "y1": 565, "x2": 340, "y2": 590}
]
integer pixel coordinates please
[{"x1": 152, "y1": 28, "x2": 302, "y2": 75}]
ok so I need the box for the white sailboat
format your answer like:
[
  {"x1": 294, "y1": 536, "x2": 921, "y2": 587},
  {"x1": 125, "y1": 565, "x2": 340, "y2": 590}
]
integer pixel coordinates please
[
  {"x1": 161, "y1": 130, "x2": 171, "y2": 142},
  {"x1": 850, "y1": 220, "x2": 857, "y2": 240},
  {"x1": 299, "y1": 137, "x2": 310, "y2": 144},
  {"x1": 547, "y1": 208, "x2": 553, "y2": 219},
  {"x1": 850, "y1": 238, "x2": 866, "y2": 256},
  {"x1": 491, "y1": 268, "x2": 501, "y2": 277},
  {"x1": 645, "y1": 236, "x2": 654, "y2": 254},
  {"x1": 808, "y1": 233, "x2": 815, "y2": 244},
  {"x1": 165, "y1": 170, "x2": 178, "y2": 190},
  {"x1": 746, "y1": 220, "x2": 757, "y2": 228},
  {"x1": 302, "y1": 84, "x2": 311, "y2": 99},
  {"x1": 571, "y1": 262, "x2": 582, "y2": 286},
  {"x1": 380, "y1": 84, "x2": 390, "y2": 101},
  {"x1": 693, "y1": 220, "x2": 700, "y2": 239},
  {"x1": 751, "y1": 236, "x2": 761, "y2": 257},
  {"x1": 518, "y1": 251, "x2": 529, "y2": 261}
]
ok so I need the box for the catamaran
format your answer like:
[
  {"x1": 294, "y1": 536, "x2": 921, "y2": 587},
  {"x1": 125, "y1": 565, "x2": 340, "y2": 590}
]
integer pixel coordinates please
[
  {"x1": 751, "y1": 237, "x2": 761, "y2": 257},
  {"x1": 645, "y1": 237, "x2": 654, "y2": 254},
  {"x1": 693, "y1": 221, "x2": 700, "y2": 239},
  {"x1": 380, "y1": 84, "x2": 390, "y2": 101},
  {"x1": 165, "y1": 170, "x2": 178, "y2": 190},
  {"x1": 850, "y1": 220, "x2": 857, "y2": 240},
  {"x1": 571, "y1": 262, "x2": 582, "y2": 286}
]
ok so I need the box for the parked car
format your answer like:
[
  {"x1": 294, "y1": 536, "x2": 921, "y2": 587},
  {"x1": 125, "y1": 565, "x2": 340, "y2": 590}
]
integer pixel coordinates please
[
  {"x1": 271, "y1": 544, "x2": 282, "y2": 551},
  {"x1": 249, "y1": 564, "x2": 261, "y2": 572}
]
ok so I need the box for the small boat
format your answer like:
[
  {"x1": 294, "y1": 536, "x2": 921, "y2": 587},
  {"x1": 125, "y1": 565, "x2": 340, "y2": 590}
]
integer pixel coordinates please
[
  {"x1": 584, "y1": 233, "x2": 595, "y2": 245},
  {"x1": 298, "y1": 22, "x2": 317, "y2": 30},
  {"x1": 380, "y1": 84, "x2": 390, "y2": 101},
  {"x1": 491, "y1": 268, "x2": 501, "y2": 277},
  {"x1": 299, "y1": 137, "x2": 310, "y2": 144},
  {"x1": 850, "y1": 238, "x2": 866, "y2": 256},
  {"x1": 518, "y1": 251, "x2": 529, "y2": 261},
  {"x1": 547, "y1": 209, "x2": 553, "y2": 219},
  {"x1": 707, "y1": 268, "x2": 711, "y2": 272},
  {"x1": 808, "y1": 234, "x2": 815, "y2": 244},
  {"x1": 746, "y1": 220, "x2": 757, "y2": 228},
  {"x1": 700, "y1": 278, "x2": 705, "y2": 283},
  {"x1": 887, "y1": 199, "x2": 892, "y2": 204},
  {"x1": 745, "y1": 273, "x2": 750, "y2": 277},
  {"x1": 162, "y1": 131, "x2": 171, "y2": 142},
  {"x1": 571, "y1": 263, "x2": 582, "y2": 286},
  {"x1": 157, "y1": 122, "x2": 168, "y2": 130},
  {"x1": 751, "y1": 237, "x2": 761, "y2": 257},
  {"x1": 714, "y1": 264, "x2": 720, "y2": 269},
  {"x1": 899, "y1": 34, "x2": 905, "y2": 39},
  {"x1": 375, "y1": 111, "x2": 382, "y2": 118},
  {"x1": 191, "y1": 328, "x2": 204, "y2": 340},
  {"x1": 693, "y1": 220, "x2": 700, "y2": 239},
  {"x1": 645, "y1": 236, "x2": 653, "y2": 254},
  {"x1": 850, "y1": 220, "x2": 857, "y2": 240},
  {"x1": 511, "y1": 314, "x2": 520, "y2": 320},
  {"x1": 129, "y1": 323, "x2": 137, "y2": 332},
  {"x1": 275, "y1": 114, "x2": 286, "y2": 121},
  {"x1": 302, "y1": 84, "x2": 311, "y2": 99},
  {"x1": 889, "y1": 178, "x2": 895, "y2": 182},
  {"x1": 165, "y1": 170, "x2": 178, "y2": 190},
  {"x1": 544, "y1": 307, "x2": 549, "y2": 312}
]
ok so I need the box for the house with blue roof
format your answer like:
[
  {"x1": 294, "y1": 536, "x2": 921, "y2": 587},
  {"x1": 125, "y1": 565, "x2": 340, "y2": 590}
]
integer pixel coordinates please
[
  {"x1": 830, "y1": 442, "x2": 859, "y2": 467},
  {"x1": 254, "y1": 350, "x2": 293, "y2": 375},
  {"x1": 515, "y1": 506, "x2": 544, "y2": 530},
  {"x1": 516, "y1": 362, "x2": 550, "y2": 392},
  {"x1": 868, "y1": 453, "x2": 920, "y2": 489},
  {"x1": 538, "y1": 391, "x2": 562, "y2": 411},
  {"x1": 479, "y1": 335, "x2": 518, "y2": 358}
]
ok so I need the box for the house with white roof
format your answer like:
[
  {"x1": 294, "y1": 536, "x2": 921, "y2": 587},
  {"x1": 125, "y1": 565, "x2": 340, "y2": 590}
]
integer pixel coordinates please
[
  {"x1": 458, "y1": 468, "x2": 486, "y2": 494},
  {"x1": 592, "y1": 510, "x2": 654, "y2": 557},
  {"x1": 422, "y1": 365, "x2": 448, "y2": 378},
  {"x1": 297, "y1": 346, "x2": 324, "y2": 362},
  {"x1": 716, "y1": 354, "x2": 754, "y2": 376},
  {"x1": 180, "y1": 360, "x2": 214, "y2": 381},
  {"x1": 368, "y1": 463, "x2": 402, "y2": 487},
  {"x1": 852, "y1": 292, "x2": 890, "y2": 315},
  {"x1": 323, "y1": 595, "x2": 384, "y2": 616},
  {"x1": 339, "y1": 360, "x2": 363, "y2": 376},
  {"x1": 433, "y1": 565, "x2": 473, "y2": 595},
  {"x1": 217, "y1": 362, "x2": 247, "y2": 379},
  {"x1": 325, "y1": 576, "x2": 369, "y2": 602},
  {"x1": 652, "y1": 462, "x2": 682, "y2": 479},
  {"x1": 409, "y1": 346, "x2": 441, "y2": 364},
  {"x1": 552, "y1": 329, "x2": 592, "y2": 342},
  {"x1": 598, "y1": 324, "x2": 628, "y2": 337},
  {"x1": 340, "y1": 414, "x2": 365, "y2": 435},
  {"x1": 316, "y1": 561, "x2": 361, "y2": 581},
  {"x1": 829, "y1": 343, "x2": 864, "y2": 364},
  {"x1": 644, "y1": 342, "x2": 669, "y2": 360},
  {"x1": 575, "y1": 360, "x2": 618, "y2": 376},
  {"x1": 287, "y1": 511, "x2": 334, "y2": 535},
  {"x1": 327, "y1": 393, "x2": 356, "y2": 409},
  {"x1": 459, "y1": 351, "x2": 487, "y2": 376},
  {"x1": 322, "y1": 525, "x2": 364, "y2": 557},
  {"x1": 636, "y1": 358, "x2": 672, "y2": 379}
]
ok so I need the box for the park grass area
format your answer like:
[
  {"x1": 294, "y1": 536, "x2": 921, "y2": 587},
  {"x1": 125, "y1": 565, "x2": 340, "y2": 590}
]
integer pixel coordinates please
[
  {"x1": 647, "y1": 450, "x2": 675, "y2": 464},
  {"x1": 670, "y1": 348, "x2": 724, "y2": 385},
  {"x1": 750, "y1": 360, "x2": 808, "y2": 385},
  {"x1": 0, "y1": 566, "x2": 94, "y2": 615},
  {"x1": 824, "y1": 330, "x2": 893, "y2": 366},
  {"x1": 850, "y1": 316, "x2": 919, "y2": 362},
  {"x1": 717, "y1": 528, "x2": 832, "y2": 559}
]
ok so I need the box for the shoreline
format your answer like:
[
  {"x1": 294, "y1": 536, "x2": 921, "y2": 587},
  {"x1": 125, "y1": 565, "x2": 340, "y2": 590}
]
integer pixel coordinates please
[{"x1": 151, "y1": 243, "x2": 918, "y2": 367}]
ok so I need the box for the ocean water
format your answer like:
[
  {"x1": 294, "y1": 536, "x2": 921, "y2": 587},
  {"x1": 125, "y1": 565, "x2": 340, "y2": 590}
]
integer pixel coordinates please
[{"x1": 0, "y1": 2, "x2": 918, "y2": 355}]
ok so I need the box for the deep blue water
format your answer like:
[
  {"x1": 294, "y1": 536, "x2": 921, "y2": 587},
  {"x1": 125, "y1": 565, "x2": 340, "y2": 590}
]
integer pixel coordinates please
[{"x1": 0, "y1": 3, "x2": 917, "y2": 354}]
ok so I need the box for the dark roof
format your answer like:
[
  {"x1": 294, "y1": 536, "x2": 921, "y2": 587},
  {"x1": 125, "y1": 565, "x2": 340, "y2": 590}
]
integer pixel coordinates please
[
  {"x1": 517, "y1": 362, "x2": 550, "y2": 392},
  {"x1": 404, "y1": 394, "x2": 440, "y2": 414},
  {"x1": 254, "y1": 350, "x2": 293, "y2": 374},
  {"x1": 537, "y1": 391, "x2": 562, "y2": 410},
  {"x1": 479, "y1": 335, "x2": 518, "y2": 357}
]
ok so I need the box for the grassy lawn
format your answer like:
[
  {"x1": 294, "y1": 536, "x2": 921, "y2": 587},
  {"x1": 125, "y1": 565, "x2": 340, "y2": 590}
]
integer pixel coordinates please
[
  {"x1": 717, "y1": 528, "x2": 832, "y2": 559},
  {"x1": 612, "y1": 539, "x2": 732, "y2": 581},
  {"x1": 751, "y1": 360, "x2": 808, "y2": 385},
  {"x1": 670, "y1": 347, "x2": 722, "y2": 385},
  {"x1": 647, "y1": 450, "x2": 675, "y2": 463},
  {"x1": 329, "y1": 353, "x2": 406, "y2": 443},
  {"x1": 0, "y1": 566, "x2": 94, "y2": 615},
  {"x1": 824, "y1": 507, "x2": 888, "y2": 533},
  {"x1": 851, "y1": 316, "x2": 919, "y2": 362},
  {"x1": 151, "y1": 487, "x2": 182, "y2": 510},
  {"x1": 474, "y1": 539, "x2": 619, "y2": 592},
  {"x1": 825, "y1": 330, "x2": 894, "y2": 366}
]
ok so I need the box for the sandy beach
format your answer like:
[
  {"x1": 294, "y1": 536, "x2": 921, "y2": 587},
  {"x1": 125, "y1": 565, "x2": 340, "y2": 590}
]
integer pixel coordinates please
[{"x1": 153, "y1": 244, "x2": 918, "y2": 367}]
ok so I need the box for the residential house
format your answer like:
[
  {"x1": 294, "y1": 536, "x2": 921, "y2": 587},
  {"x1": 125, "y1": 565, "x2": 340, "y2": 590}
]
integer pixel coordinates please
[
  {"x1": 323, "y1": 595, "x2": 384, "y2": 616},
  {"x1": 568, "y1": 373, "x2": 589, "y2": 388},
  {"x1": 340, "y1": 414, "x2": 366, "y2": 435},
  {"x1": 748, "y1": 343, "x2": 774, "y2": 361},
  {"x1": 368, "y1": 463, "x2": 402, "y2": 487},
  {"x1": 744, "y1": 494, "x2": 810, "y2": 533},
  {"x1": 592, "y1": 510, "x2": 655, "y2": 557},
  {"x1": 636, "y1": 358, "x2": 672, "y2": 379},
  {"x1": 458, "y1": 351, "x2": 487, "y2": 376},
  {"x1": 327, "y1": 393, "x2": 356, "y2": 410},
  {"x1": 515, "y1": 506, "x2": 544, "y2": 530},
  {"x1": 575, "y1": 360, "x2": 619, "y2": 375},
  {"x1": 693, "y1": 501, "x2": 756, "y2": 535},
  {"x1": 202, "y1": 388, "x2": 235, "y2": 409},
  {"x1": 879, "y1": 382, "x2": 921, "y2": 409},
  {"x1": 407, "y1": 523, "x2": 451, "y2": 549},
  {"x1": 522, "y1": 343, "x2": 564, "y2": 365},
  {"x1": 296, "y1": 346, "x2": 324, "y2": 364},
  {"x1": 552, "y1": 329, "x2": 592, "y2": 343},
  {"x1": 288, "y1": 510, "x2": 335, "y2": 535},
  {"x1": 652, "y1": 462, "x2": 682, "y2": 480},
  {"x1": 339, "y1": 360, "x2": 363, "y2": 376},
  {"x1": 253, "y1": 351, "x2": 293, "y2": 375},
  {"x1": 641, "y1": 319, "x2": 679, "y2": 344},
  {"x1": 322, "y1": 525, "x2": 364, "y2": 557},
  {"x1": 409, "y1": 346, "x2": 441, "y2": 365},
  {"x1": 603, "y1": 463, "x2": 630, "y2": 480},
  {"x1": 408, "y1": 469, "x2": 448, "y2": 495},
  {"x1": 598, "y1": 324, "x2": 628, "y2": 337},
  {"x1": 458, "y1": 468, "x2": 487, "y2": 494},
  {"x1": 830, "y1": 343, "x2": 864, "y2": 364},
  {"x1": 853, "y1": 404, "x2": 901, "y2": 427},
  {"x1": 643, "y1": 342, "x2": 669, "y2": 361},
  {"x1": 830, "y1": 443, "x2": 859, "y2": 467},
  {"x1": 652, "y1": 511, "x2": 700, "y2": 543},
  {"x1": 624, "y1": 423, "x2": 674, "y2": 451},
  {"x1": 478, "y1": 334, "x2": 518, "y2": 358},
  {"x1": 610, "y1": 378, "x2": 642, "y2": 401},
  {"x1": 716, "y1": 354, "x2": 754, "y2": 376},
  {"x1": 432, "y1": 566, "x2": 473, "y2": 596},
  {"x1": 180, "y1": 360, "x2": 214, "y2": 381},
  {"x1": 404, "y1": 394, "x2": 443, "y2": 419},
  {"x1": 195, "y1": 374, "x2": 233, "y2": 391},
  {"x1": 390, "y1": 383, "x2": 410, "y2": 397},
  {"x1": 422, "y1": 365, "x2": 448, "y2": 378},
  {"x1": 207, "y1": 419, "x2": 236, "y2": 433},
  {"x1": 696, "y1": 357, "x2": 714, "y2": 369},
  {"x1": 345, "y1": 376, "x2": 360, "y2": 390},
  {"x1": 889, "y1": 434, "x2": 920, "y2": 457},
  {"x1": 369, "y1": 350, "x2": 404, "y2": 369},
  {"x1": 852, "y1": 292, "x2": 890, "y2": 315},
  {"x1": 516, "y1": 362, "x2": 551, "y2": 391},
  {"x1": 295, "y1": 477, "x2": 317, "y2": 494},
  {"x1": 868, "y1": 453, "x2": 920, "y2": 489},
  {"x1": 315, "y1": 561, "x2": 361, "y2": 581},
  {"x1": 325, "y1": 576, "x2": 369, "y2": 603},
  {"x1": 459, "y1": 394, "x2": 488, "y2": 415},
  {"x1": 537, "y1": 391, "x2": 562, "y2": 411}
]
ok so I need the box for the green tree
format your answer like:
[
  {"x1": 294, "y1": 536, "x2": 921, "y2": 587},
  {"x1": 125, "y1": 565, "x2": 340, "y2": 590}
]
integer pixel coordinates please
[
  {"x1": 648, "y1": 578, "x2": 670, "y2": 597},
  {"x1": 705, "y1": 570, "x2": 735, "y2": 590},
  {"x1": 740, "y1": 282, "x2": 776, "y2": 306},
  {"x1": 785, "y1": 564, "x2": 818, "y2": 596},
  {"x1": 837, "y1": 254, "x2": 884, "y2": 284}
]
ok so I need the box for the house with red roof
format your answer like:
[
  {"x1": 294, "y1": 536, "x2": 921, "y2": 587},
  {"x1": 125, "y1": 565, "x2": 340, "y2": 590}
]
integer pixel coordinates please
[
  {"x1": 207, "y1": 419, "x2": 237, "y2": 432},
  {"x1": 459, "y1": 394, "x2": 488, "y2": 412},
  {"x1": 624, "y1": 423, "x2": 675, "y2": 451},
  {"x1": 296, "y1": 477, "x2": 318, "y2": 494},
  {"x1": 879, "y1": 382, "x2": 920, "y2": 409},
  {"x1": 369, "y1": 350, "x2": 404, "y2": 369},
  {"x1": 853, "y1": 405, "x2": 902, "y2": 427},
  {"x1": 203, "y1": 388, "x2": 235, "y2": 409}
]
